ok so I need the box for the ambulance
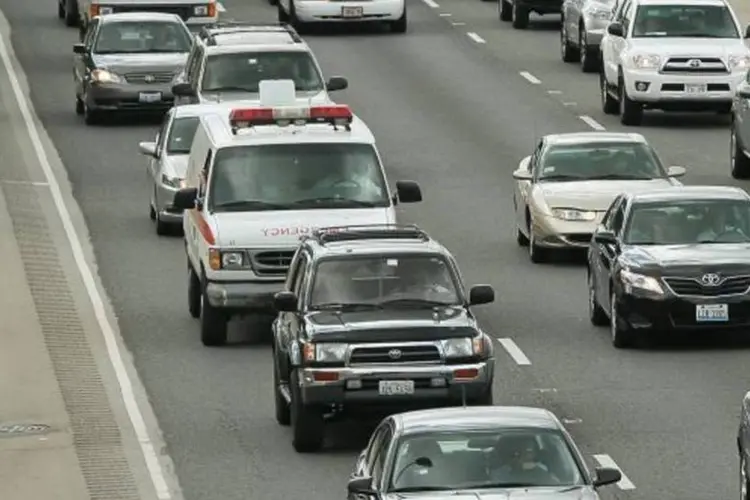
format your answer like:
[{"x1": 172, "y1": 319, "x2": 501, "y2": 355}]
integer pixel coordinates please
[{"x1": 172, "y1": 80, "x2": 423, "y2": 347}]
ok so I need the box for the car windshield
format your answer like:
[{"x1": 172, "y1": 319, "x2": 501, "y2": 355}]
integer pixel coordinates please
[
  {"x1": 624, "y1": 199, "x2": 750, "y2": 245},
  {"x1": 208, "y1": 143, "x2": 389, "y2": 211},
  {"x1": 166, "y1": 117, "x2": 200, "y2": 154},
  {"x1": 632, "y1": 5, "x2": 739, "y2": 38},
  {"x1": 389, "y1": 428, "x2": 585, "y2": 493},
  {"x1": 201, "y1": 51, "x2": 323, "y2": 92},
  {"x1": 538, "y1": 141, "x2": 664, "y2": 181},
  {"x1": 309, "y1": 255, "x2": 461, "y2": 309},
  {"x1": 94, "y1": 21, "x2": 192, "y2": 54}
]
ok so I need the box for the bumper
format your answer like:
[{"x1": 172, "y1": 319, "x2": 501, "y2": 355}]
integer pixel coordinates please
[
  {"x1": 516, "y1": 0, "x2": 562, "y2": 13},
  {"x1": 623, "y1": 70, "x2": 744, "y2": 110},
  {"x1": 294, "y1": 0, "x2": 404, "y2": 23},
  {"x1": 205, "y1": 279, "x2": 283, "y2": 311},
  {"x1": 531, "y1": 213, "x2": 601, "y2": 249},
  {"x1": 87, "y1": 83, "x2": 175, "y2": 112},
  {"x1": 618, "y1": 292, "x2": 750, "y2": 331},
  {"x1": 154, "y1": 181, "x2": 183, "y2": 223},
  {"x1": 298, "y1": 361, "x2": 494, "y2": 407}
]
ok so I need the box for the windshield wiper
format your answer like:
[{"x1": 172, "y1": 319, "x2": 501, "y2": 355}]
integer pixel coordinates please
[
  {"x1": 465, "y1": 482, "x2": 541, "y2": 489},
  {"x1": 539, "y1": 174, "x2": 583, "y2": 181},
  {"x1": 202, "y1": 86, "x2": 257, "y2": 92},
  {"x1": 312, "y1": 303, "x2": 383, "y2": 311},
  {"x1": 289, "y1": 197, "x2": 377, "y2": 207},
  {"x1": 213, "y1": 199, "x2": 285, "y2": 211},
  {"x1": 586, "y1": 174, "x2": 654, "y2": 180},
  {"x1": 390, "y1": 486, "x2": 453, "y2": 493},
  {"x1": 675, "y1": 33, "x2": 726, "y2": 38},
  {"x1": 379, "y1": 298, "x2": 456, "y2": 308}
]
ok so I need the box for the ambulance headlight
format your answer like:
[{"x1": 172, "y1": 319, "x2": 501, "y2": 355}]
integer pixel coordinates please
[{"x1": 221, "y1": 251, "x2": 244, "y2": 269}]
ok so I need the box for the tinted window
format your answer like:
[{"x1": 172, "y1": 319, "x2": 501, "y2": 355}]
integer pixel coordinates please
[
  {"x1": 632, "y1": 4, "x2": 738, "y2": 38},
  {"x1": 201, "y1": 51, "x2": 323, "y2": 92},
  {"x1": 539, "y1": 141, "x2": 664, "y2": 181},
  {"x1": 389, "y1": 428, "x2": 584, "y2": 492},
  {"x1": 167, "y1": 117, "x2": 200, "y2": 154},
  {"x1": 624, "y1": 199, "x2": 750, "y2": 245},
  {"x1": 208, "y1": 143, "x2": 388, "y2": 210},
  {"x1": 309, "y1": 255, "x2": 460, "y2": 307},
  {"x1": 94, "y1": 21, "x2": 192, "y2": 53}
]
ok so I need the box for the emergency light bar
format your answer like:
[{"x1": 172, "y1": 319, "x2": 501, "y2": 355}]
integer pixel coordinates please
[{"x1": 229, "y1": 105, "x2": 353, "y2": 130}]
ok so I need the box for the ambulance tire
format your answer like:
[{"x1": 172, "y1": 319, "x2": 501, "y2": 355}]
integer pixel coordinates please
[{"x1": 200, "y1": 290, "x2": 228, "y2": 346}]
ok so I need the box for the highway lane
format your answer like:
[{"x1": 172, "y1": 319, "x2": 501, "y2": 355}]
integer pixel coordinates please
[{"x1": 0, "y1": 0, "x2": 744, "y2": 500}]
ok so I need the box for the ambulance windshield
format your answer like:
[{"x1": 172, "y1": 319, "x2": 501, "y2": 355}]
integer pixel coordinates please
[{"x1": 208, "y1": 143, "x2": 390, "y2": 211}]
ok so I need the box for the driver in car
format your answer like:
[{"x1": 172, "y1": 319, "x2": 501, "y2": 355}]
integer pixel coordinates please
[
  {"x1": 309, "y1": 161, "x2": 383, "y2": 200},
  {"x1": 696, "y1": 206, "x2": 749, "y2": 242},
  {"x1": 488, "y1": 435, "x2": 560, "y2": 486}
]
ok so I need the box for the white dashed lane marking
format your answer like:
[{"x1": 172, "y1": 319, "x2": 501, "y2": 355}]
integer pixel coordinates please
[
  {"x1": 439, "y1": 12, "x2": 452, "y2": 16},
  {"x1": 451, "y1": 21, "x2": 466, "y2": 26},
  {"x1": 519, "y1": 71, "x2": 541, "y2": 84},
  {"x1": 579, "y1": 115, "x2": 606, "y2": 131},
  {"x1": 421, "y1": 0, "x2": 440, "y2": 8},
  {"x1": 466, "y1": 32, "x2": 486, "y2": 44},
  {"x1": 592, "y1": 454, "x2": 636, "y2": 490},
  {"x1": 496, "y1": 338, "x2": 532, "y2": 365}
]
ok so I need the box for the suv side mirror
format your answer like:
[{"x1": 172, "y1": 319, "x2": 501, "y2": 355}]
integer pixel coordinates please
[
  {"x1": 607, "y1": 22, "x2": 624, "y2": 37},
  {"x1": 593, "y1": 466, "x2": 622, "y2": 487},
  {"x1": 346, "y1": 477, "x2": 375, "y2": 495},
  {"x1": 469, "y1": 285, "x2": 495, "y2": 306},
  {"x1": 325, "y1": 76, "x2": 348, "y2": 92},
  {"x1": 138, "y1": 141, "x2": 158, "y2": 158},
  {"x1": 173, "y1": 187, "x2": 198, "y2": 210},
  {"x1": 394, "y1": 180, "x2": 422, "y2": 204},
  {"x1": 594, "y1": 230, "x2": 617, "y2": 246},
  {"x1": 274, "y1": 291, "x2": 298, "y2": 312},
  {"x1": 73, "y1": 43, "x2": 86, "y2": 54},
  {"x1": 172, "y1": 82, "x2": 195, "y2": 97}
]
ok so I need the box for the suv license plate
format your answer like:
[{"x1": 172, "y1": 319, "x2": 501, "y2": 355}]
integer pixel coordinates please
[
  {"x1": 139, "y1": 92, "x2": 162, "y2": 103},
  {"x1": 685, "y1": 84, "x2": 707, "y2": 94},
  {"x1": 341, "y1": 6, "x2": 363, "y2": 17},
  {"x1": 696, "y1": 304, "x2": 728, "y2": 322},
  {"x1": 379, "y1": 380, "x2": 414, "y2": 395}
]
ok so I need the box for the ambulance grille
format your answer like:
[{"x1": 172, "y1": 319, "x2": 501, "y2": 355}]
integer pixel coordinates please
[{"x1": 251, "y1": 250, "x2": 294, "y2": 276}]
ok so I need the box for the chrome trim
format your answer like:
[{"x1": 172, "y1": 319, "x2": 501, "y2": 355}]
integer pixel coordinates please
[
  {"x1": 661, "y1": 274, "x2": 750, "y2": 298},
  {"x1": 659, "y1": 57, "x2": 729, "y2": 75},
  {"x1": 249, "y1": 248, "x2": 295, "y2": 276},
  {"x1": 299, "y1": 361, "x2": 491, "y2": 387},
  {"x1": 346, "y1": 341, "x2": 445, "y2": 366}
]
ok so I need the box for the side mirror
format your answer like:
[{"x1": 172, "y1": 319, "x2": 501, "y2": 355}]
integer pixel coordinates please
[
  {"x1": 667, "y1": 165, "x2": 686, "y2": 177},
  {"x1": 745, "y1": 24, "x2": 750, "y2": 38},
  {"x1": 172, "y1": 82, "x2": 195, "y2": 97},
  {"x1": 172, "y1": 187, "x2": 198, "y2": 210},
  {"x1": 346, "y1": 476, "x2": 375, "y2": 495},
  {"x1": 469, "y1": 284, "x2": 495, "y2": 306},
  {"x1": 273, "y1": 291, "x2": 298, "y2": 312},
  {"x1": 138, "y1": 141, "x2": 158, "y2": 158},
  {"x1": 594, "y1": 230, "x2": 618, "y2": 246},
  {"x1": 607, "y1": 22, "x2": 624, "y2": 37},
  {"x1": 325, "y1": 76, "x2": 348, "y2": 92},
  {"x1": 739, "y1": 85, "x2": 750, "y2": 98},
  {"x1": 73, "y1": 43, "x2": 86, "y2": 54},
  {"x1": 593, "y1": 466, "x2": 622, "y2": 487},
  {"x1": 513, "y1": 169, "x2": 533, "y2": 181},
  {"x1": 394, "y1": 180, "x2": 422, "y2": 204}
]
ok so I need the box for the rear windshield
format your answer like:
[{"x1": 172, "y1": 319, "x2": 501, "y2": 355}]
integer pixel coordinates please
[{"x1": 201, "y1": 51, "x2": 323, "y2": 92}]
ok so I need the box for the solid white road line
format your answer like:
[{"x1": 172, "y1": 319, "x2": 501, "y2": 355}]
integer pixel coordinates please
[
  {"x1": 439, "y1": 12, "x2": 452, "y2": 16},
  {"x1": 592, "y1": 454, "x2": 636, "y2": 490},
  {"x1": 0, "y1": 18, "x2": 172, "y2": 500},
  {"x1": 466, "y1": 32, "x2": 486, "y2": 44},
  {"x1": 496, "y1": 338, "x2": 532, "y2": 365},
  {"x1": 519, "y1": 71, "x2": 541, "y2": 84},
  {"x1": 451, "y1": 21, "x2": 466, "y2": 26},
  {"x1": 217, "y1": 2, "x2": 226, "y2": 12},
  {"x1": 579, "y1": 115, "x2": 606, "y2": 131},
  {"x1": 0, "y1": 179, "x2": 49, "y2": 186},
  {"x1": 421, "y1": 0, "x2": 440, "y2": 8}
]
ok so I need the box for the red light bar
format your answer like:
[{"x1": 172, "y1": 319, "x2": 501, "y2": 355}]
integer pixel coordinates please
[{"x1": 229, "y1": 104, "x2": 353, "y2": 128}]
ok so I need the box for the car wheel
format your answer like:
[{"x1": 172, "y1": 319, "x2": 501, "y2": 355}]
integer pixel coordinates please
[
  {"x1": 600, "y1": 70, "x2": 618, "y2": 114},
  {"x1": 731, "y1": 128, "x2": 750, "y2": 179},
  {"x1": 390, "y1": 8, "x2": 407, "y2": 33},
  {"x1": 610, "y1": 291, "x2": 634, "y2": 348},
  {"x1": 499, "y1": 0, "x2": 512, "y2": 21},
  {"x1": 75, "y1": 94, "x2": 84, "y2": 115},
  {"x1": 289, "y1": 2, "x2": 307, "y2": 33},
  {"x1": 741, "y1": 452, "x2": 749, "y2": 500},
  {"x1": 511, "y1": 2, "x2": 529, "y2": 29},
  {"x1": 82, "y1": 94, "x2": 101, "y2": 125},
  {"x1": 273, "y1": 356, "x2": 291, "y2": 426},
  {"x1": 618, "y1": 76, "x2": 643, "y2": 126},
  {"x1": 64, "y1": 0, "x2": 78, "y2": 27},
  {"x1": 528, "y1": 223, "x2": 549, "y2": 263},
  {"x1": 516, "y1": 226, "x2": 529, "y2": 246},
  {"x1": 277, "y1": 1, "x2": 289, "y2": 22},
  {"x1": 579, "y1": 28, "x2": 597, "y2": 73},
  {"x1": 200, "y1": 291, "x2": 228, "y2": 346},
  {"x1": 58, "y1": 1, "x2": 65, "y2": 19},
  {"x1": 155, "y1": 212, "x2": 169, "y2": 235},
  {"x1": 560, "y1": 20, "x2": 578, "y2": 62},
  {"x1": 588, "y1": 271, "x2": 608, "y2": 326},
  {"x1": 290, "y1": 370, "x2": 324, "y2": 453},
  {"x1": 187, "y1": 263, "x2": 201, "y2": 319}
]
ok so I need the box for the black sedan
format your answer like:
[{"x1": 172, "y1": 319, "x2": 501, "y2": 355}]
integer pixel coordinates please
[
  {"x1": 346, "y1": 406, "x2": 622, "y2": 499},
  {"x1": 587, "y1": 186, "x2": 750, "y2": 348}
]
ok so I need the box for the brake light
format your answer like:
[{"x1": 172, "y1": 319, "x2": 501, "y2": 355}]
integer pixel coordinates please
[
  {"x1": 207, "y1": 1, "x2": 216, "y2": 17},
  {"x1": 229, "y1": 104, "x2": 353, "y2": 128}
]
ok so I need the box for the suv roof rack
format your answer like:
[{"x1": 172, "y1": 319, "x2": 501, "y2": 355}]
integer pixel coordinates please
[
  {"x1": 308, "y1": 224, "x2": 430, "y2": 245},
  {"x1": 199, "y1": 22, "x2": 302, "y2": 44}
]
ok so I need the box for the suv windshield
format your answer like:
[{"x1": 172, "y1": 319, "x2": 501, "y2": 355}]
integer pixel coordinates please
[
  {"x1": 201, "y1": 51, "x2": 323, "y2": 92},
  {"x1": 632, "y1": 4, "x2": 739, "y2": 38},
  {"x1": 94, "y1": 21, "x2": 193, "y2": 54},
  {"x1": 167, "y1": 117, "x2": 200, "y2": 154},
  {"x1": 624, "y1": 199, "x2": 750, "y2": 245},
  {"x1": 309, "y1": 255, "x2": 461, "y2": 308},
  {"x1": 208, "y1": 143, "x2": 389, "y2": 211},
  {"x1": 538, "y1": 141, "x2": 665, "y2": 181}
]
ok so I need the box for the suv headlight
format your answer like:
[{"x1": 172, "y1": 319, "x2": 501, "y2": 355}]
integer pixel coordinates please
[
  {"x1": 304, "y1": 343, "x2": 348, "y2": 363},
  {"x1": 442, "y1": 337, "x2": 489, "y2": 358},
  {"x1": 551, "y1": 208, "x2": 597, "y2": 221},
  {"x1": 91, "y1": 69, "x2": 122, "y2": 83},
  {"x1": 729, "y1": 55, "x2": 750, "y2": 72},
  {"x1": 619, "y1": 269, "x2": 664, "y2": 295},
  {"x1": 629, "y1": 54, "x2": 660, "y2": 69}
]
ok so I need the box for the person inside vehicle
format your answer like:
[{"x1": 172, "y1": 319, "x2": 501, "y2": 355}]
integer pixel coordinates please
[
  {"x1": 488, "y1": 434, "x2": 560, "y2": 486},
  {"x1": 634, "y1": 13, "x2": 666, "y2": 36},
  {"x1": 696, "y1": 205, "x2": 749, "y2": 242},
  {"x1": 386, "y1": 258, "x2": 457, "y2": 303},
  {"x1": 393, "y1": 438, "x2": 447, "y2": 490},
  {"x1": 309, "y1": 160, "x2": 383, "y2": 201},
  {"x1": 626, "y1": 209, "x2": 670, "y2": 244}
]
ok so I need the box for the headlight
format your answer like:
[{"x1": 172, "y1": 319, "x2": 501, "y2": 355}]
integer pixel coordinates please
[
  {"x1": 160, "y1": 174, "x2": 182, "y2": 189},
  {"x1": 303, "y1": 343, "x2": 348, "y2": 363},
  {"x1": 551, "y1": 208, "x2": 597, "y2": 221},
  {"x1": 629, "y1": 54, "x2": 661, "y2": 69},
  {"x1": 729, "y1": 55, "x2": 750, "y2": 72},
  {"x1": 194, "y1": 5, "x2": 209, "y2": 15},
  {"x1": 619, "y1": 269, "x2": 664, "y2": 295},
  {"x1": 91, "y1": 69, "x2": 122, "y2": 83},
  {"x1": 221, "y1": 251, "x2": 244, "y2": 269}
]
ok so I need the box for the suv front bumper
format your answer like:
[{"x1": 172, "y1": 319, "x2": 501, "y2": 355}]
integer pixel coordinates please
[
  {"x1": 624, "y1": 69, "x2": 744, "y2": 109},
  {"x1": 298, "y1": 361, "x2": 494, "y2": 406}
]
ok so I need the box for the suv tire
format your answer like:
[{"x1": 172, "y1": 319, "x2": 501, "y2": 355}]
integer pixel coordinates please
[
  {"x1": 731, "y1": 128, "x2": 750, "y2": 179},
  {"x1": 600, "y1": 70, "x2": 618, "y2": 114},
  {"x1": 273, "y1": 357, "x2": 291, "y2": 426},
  {"x1": 511, "y1": 2, "x2": 529, "y2": 29},
  {"x1": 499, "y1": 0, "x2": 512, "y2": 21},
  {"x1": 290, "y1": 371, "x2": 324, "y2": 452},
  {"x1": 610, "y1": 291, "x2": 635, "y2": 348},
  {"x1": 618, "y1": 75, "x2": 643, "y2": 126}
]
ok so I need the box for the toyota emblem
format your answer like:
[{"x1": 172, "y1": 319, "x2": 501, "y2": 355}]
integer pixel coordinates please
[
  {"x1": 701, "y1": 273, "x2": 721, "y2": 286},
  {"x1": 687, "y1": 59, "x2": 701, "y2": 68},
  {"x1": 388, "y1": 349, "x2": 402, "y2": 360},
  {"x1": 144, "y1": 74, "x2": 155, "y2": 83}
]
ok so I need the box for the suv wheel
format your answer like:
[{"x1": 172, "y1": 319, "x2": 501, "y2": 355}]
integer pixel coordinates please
[
  {"x1": 200, "y1": 291, "x2": 228, "y2": 346},
  {"x1": 499, "y1": 0, "x2": 512, "y2": 21},
  {"x1": 618, "y1": 76, "x2": 643, "y2": 126},
  {"x1": 277, "y1": 1, "x2": 289, "y2": 22},
  {"x1": 64, "y1": 0, "x2": 78, "y2": 27},
  {"x1": 273, "y1": 357, "x2": 291, "y2": 426},
  {"x1": 741, "y1": 452, "x2": 748, "y2": 500},
  {"x1": 290, "y1": 370, "x2": 324, "y2": 452},
  {"x1": 579, "y1": 29, "x2": 597, "y2": 73},
  {"x1": 560, "y1": 21, "x2": 578, "y2": 62},
  {"x1": 610, "y1": 291, "x2": 634, "y2": 348},
  {"x1": 469, "y1": 387, "x2": 494, "y2": 405},
  {"x1": 731, "y1": 128, "x2": 750, "y2": 179},
  {"x1": 588, "y1": 271, "x2": 607, "y2": 326},
  {"x1": 390, "y1": 8, "x2": 407, "y2": 33},
  {"x1": 600, "y1": 71, "x2": 618, "y2": 114}
]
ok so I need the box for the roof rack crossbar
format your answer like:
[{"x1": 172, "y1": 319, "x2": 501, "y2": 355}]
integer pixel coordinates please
[
  {"x1": 200, "y1": 22, "x2": 301, "y2": 44},
  {"x1": 309, "y1": 224, "x2": 429, "y2": 245}
]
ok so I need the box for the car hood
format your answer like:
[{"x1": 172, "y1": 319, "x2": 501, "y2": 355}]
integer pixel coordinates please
[
  {"x1": 210, "y1": 207, "x2": 394, "y2": 248},
  {"x1": 162, "y1": 154, "x2": 189, "y2": 179},
  {"x1": 384, "y1": 486, "x2": 598, "y2": 500},
  {"x1": 621, "y1": 243, "x2": 750, "y2": 274},
  {"x1": 536, "y1": 179, "x2": 675, "y2": 211},
  {"x1": 626, "y1": 38, "x2": 749, "y2": 58},
  {"x1": 92, "y1": 53, "x2": 188, "y2": 74},
  {"x1": 307, "y1": 307, "x2": 478, "y2": 342},
  {"x1": 199, "y1": 89, "x2": 331, "y2": 103}
]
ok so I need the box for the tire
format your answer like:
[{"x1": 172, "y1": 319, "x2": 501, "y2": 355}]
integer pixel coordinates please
[
  {"x1": 618, "y1": 76, "x2": 643, "y2": 126},
  {"x1": 273, "y1": 356, "x2": 291, "y2": 426},
  {"x1": 155, "y1": 213, "x2": 169, "y2": 235},
  {"x1": 499, "y1": 0, "x2": 512, "y2": 21},
  {"x1": 187, "y1": 263, "x2": 201, "y2": 319},
  {"x1": 610, "y1": 291, "x2": 634, "y2": 348},
  {"x1": 277, "y1": 1, "x2": 289, "y2": 23},
  {"x1": 58, "y1": 1, "x2": 65, "y2": 19},
  {"x1": 64, "y1": 0, "x2": 78, "y2": 27},
  {"x1": 740, "y1": 452, "x2": 748, "y2": 500},
  {"x1": 390, "y1": 8, "x2": 407, "y2": 33},
  {"x1": 200, "y1": 291, "x2": 228, "y2": 346},
  {"x1": 75, "y1": 95, "x2": 84, "y2": 115},
  {"x1": 511, "y1": 2, "x2": 529, "y2": 29},
  {"x1": 560, "y1": 21, "x2": 578, "y2": 62},
  {"x1": 516, "y1": 227, "x2": 529, "y2": 246},
  {"x1": 731, "y1": 127, "x2": 750, "y2": 179},
  {"x1": 289, "y1": 2, "x2": 307, "y2": 33},
  {"x1": 579, "y1": 29, "x2": 597, "y2": 73},
  {"x1": 588, "y1": 271, "x2": 608, "y2": 326},
  {"x1": 149, "y1": 203, "x2": 156, "y2": 221},
  {"x1": 528, "y1": 224, "x2": 549, "y2": 263},
  {"x1": 290, "y1": 370, "x2": 324, "y2": 453},
  {"x1": 82, "y1": 95, "x2": 102, "y2": 125}
]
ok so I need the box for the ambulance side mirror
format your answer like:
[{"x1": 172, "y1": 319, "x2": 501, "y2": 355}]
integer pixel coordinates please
[
  {"x1": 173, "y1": 187, "x2": 198, "y2": 210},
  {"x1": 393, "y1": 180, "x2": 422, "y2": 205}
]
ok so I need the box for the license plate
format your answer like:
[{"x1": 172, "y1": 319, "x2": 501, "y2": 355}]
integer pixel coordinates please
[
  {"x1": 139, "y1": 92, "x2": 162, "y2": 103},
  {"x1": 685, "y1": 84, "x2": 707, "y2": 94},
  {"x1": 341, "y1": 6, "x2": 363, "y2": 18},
  {"x1": 378, "y1": 380, "x2": 414, "y2": 396},
  {"x1": 696, "y1": 304, "x2": 728, "y2": 322}
]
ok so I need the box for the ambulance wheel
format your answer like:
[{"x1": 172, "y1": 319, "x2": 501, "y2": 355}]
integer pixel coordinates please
[
  {"x1": 200, "y1": 293, "x2": 228, "y2": 346},
  {"x1": 187, "y1": 264, "x2": 201, "y2": 319}
]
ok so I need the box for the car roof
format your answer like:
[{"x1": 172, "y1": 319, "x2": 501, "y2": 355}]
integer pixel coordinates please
[
  {"x1": 204, "y1": 43, "x2": 311, "y2": 55},
  {"x1": 395, "y1": 407, "x2": 561, "y2": 435},
  {"x1": 205, "y1": 32, "x2": 298, "y2": 45},
  {"x1": 634, "y1": 0, "x2": 727, "y2": 6},
  {"x1": 98, "y1": 12, "x2": 182, "y2": 23},
  {"x1": 631, "y1": 185, "x2": 749, "y2": 203},
  {"x1": 544, "y1": 132, "x2": 647, "y2": 146},
  {"x1": 308, "y1": 239, "x2": 449, "y2": 259}
]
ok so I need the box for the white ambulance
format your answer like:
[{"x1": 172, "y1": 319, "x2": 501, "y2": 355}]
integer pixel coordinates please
[{"x1": 173, "y1": 81, "x2": 423, "y2": 346}]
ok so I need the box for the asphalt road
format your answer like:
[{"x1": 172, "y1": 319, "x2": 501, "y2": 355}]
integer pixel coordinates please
[{"x1": 2, "y1": 0, "x2": 749, "y2": 498}]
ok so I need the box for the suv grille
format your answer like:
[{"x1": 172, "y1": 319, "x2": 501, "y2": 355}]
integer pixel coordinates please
[
  {"x1": 663, "y1": 276, "x2": 750, "y2": 297},
  {"x1": 111, "y1": 5, "x2": 193, "y2": 19},
  {"x1": 349, "y1": 345, "x2": 441, "y2": 364},
  {"x1": 124, "y1": 71, "x2": 175, "y2": 84},
  {"x1": 661, "y1": 57, "x2": 728, "y2": 74},
  {"x1": 251, "y1": 250, "x2": 294, "y2": 276}
]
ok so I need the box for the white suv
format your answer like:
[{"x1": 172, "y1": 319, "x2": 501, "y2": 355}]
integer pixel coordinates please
[{"x1": 600, "y1": 0, "x2": 750, "y2": 125}]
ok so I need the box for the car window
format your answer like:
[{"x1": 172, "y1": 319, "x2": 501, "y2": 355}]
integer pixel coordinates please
[
  {"x1": 84, "y1": 19, "x2": 99, "y2": 47},
  {"x1": 366, "y1": 424, "x2": 390, "y2": 469},
  {"x1": 155, "y1": 111, "x2": 172, "y2": 152},
  {"x1": 538, "y1": 141, "x2": 664, "y2": 181},
  {"x1": 600, "y1": 196, "x2": 622, "y2": 228},
  {"x1": 94, "y1": 21, "x2": 193, "y2": 54},
  {"x1": 292, "y1": 253, "x2": 309, "y2": 298},
  {"x1": 610, "y1": 203, "x2": 625, "y2": 234},
  {"x1": 371, "y1": 426, "x2": 394, "y2": 486},
  {"x1": 200, "y1": 51, "x2": 323, "y2": 92},
  {"x1": 166, "y1": 117, "x2": 200, "y2": 154},
  {"x1": 631, "y1": 4, "x2": 739, "y2": 38}
]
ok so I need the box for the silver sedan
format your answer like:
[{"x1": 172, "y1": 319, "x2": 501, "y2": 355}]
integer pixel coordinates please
[{"x1": 560, "y1": 0, "x2": 616, "y2": 72}]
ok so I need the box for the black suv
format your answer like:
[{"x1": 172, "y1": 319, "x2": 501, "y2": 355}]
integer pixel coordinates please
[{"x1": 271, "y1": 225, "x2": 496, "y2": 453}]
